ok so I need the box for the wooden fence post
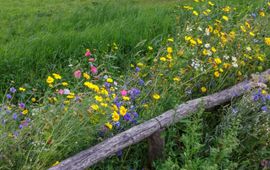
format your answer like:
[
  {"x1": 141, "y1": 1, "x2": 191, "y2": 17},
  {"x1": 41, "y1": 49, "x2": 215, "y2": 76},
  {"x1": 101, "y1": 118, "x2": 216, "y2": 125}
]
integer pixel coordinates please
[{"x1": 147, "y1": 129, "x2": 165, "y2": 169}]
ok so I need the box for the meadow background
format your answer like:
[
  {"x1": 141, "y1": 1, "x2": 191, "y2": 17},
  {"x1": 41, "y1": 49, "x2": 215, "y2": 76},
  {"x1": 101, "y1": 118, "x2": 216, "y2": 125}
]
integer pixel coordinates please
[{"x1": 0, "y1": 0, "x2": 270, "y2": 169}]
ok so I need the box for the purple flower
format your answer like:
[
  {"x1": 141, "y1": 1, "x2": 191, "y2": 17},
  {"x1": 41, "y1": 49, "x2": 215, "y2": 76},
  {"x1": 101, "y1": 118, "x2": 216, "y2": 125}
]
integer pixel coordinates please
[
  {"x1": 19, "y1": 124, "x2": 23, "y2": 129},
  {"x1": 132, "y1": 112, "x2": 138, "y2": 118},
  {"x1": 13, "y1": 113, "x2": 18, "y2": 120},
  {"x1": 261, "y1": 106, "x2": 268, "y2": 112},
  {"x1": 116, "y1": 150, "x2": 123, "y2": 157},
  {"x1": 129, "y1": 88, "x2": 140, "y2": 99},
  {"x1": 124, "y1": 113, "x2": 131, "y2": 121},
  {"x1": 19, "y1": 103, "x2": 25, "y2": 109},
  {"x1": 251, "y1": 13, "x2": 257, "y2": 18},
  {"x1": 6, "y1": 94, "x2": 12, "y2": 99},
  {"x1": 104, "y1": 82, "x2": 111, "y2": 89},
  {"x1": 139, "y1": 79, "x2": 145, "y2": 86},
  {"x1": 135, "y1": 67, "x2": 140, "y2": 72},
  {"x1": 10, "y1": 87, "x2": 16, "y2": 93}
]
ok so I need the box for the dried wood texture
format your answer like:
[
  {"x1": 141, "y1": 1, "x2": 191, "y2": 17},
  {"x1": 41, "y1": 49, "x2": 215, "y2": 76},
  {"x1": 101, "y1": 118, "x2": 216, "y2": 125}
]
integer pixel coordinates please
[{"x1": 49, "y1": 69, "x2": 270, "y2": 170}]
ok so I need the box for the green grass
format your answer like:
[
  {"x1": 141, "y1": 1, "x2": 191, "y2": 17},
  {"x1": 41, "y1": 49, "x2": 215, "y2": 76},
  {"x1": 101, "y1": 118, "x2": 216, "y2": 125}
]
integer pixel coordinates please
[{"x1": 0, "y1": 0, "x2": 177, "y2": 91}]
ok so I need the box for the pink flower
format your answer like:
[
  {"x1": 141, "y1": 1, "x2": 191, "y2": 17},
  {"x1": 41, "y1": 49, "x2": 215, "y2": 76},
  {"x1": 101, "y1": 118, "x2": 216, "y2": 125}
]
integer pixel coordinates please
[
  {"x1": 58, "y1": 89, "x2": 64, "y2": 95},
  {"x1": 88, "y1": 58, "x2": 95, "y2": 62},
  {"x1": 74, "y1": 70, "x2": 82, "y2": 78},
  {"x1": 121, "y1": 90, "x2": 128, "y2": 96},
  {"x1": 90, "y1": 66, "x2": 97, "y2": 74},
  {"x1": 85, "y1": 49, "x2": 91, "y2": 57}
]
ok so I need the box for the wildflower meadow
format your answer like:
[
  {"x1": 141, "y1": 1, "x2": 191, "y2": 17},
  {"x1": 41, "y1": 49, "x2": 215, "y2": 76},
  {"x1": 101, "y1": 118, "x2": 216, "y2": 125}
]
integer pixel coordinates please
[{"x1": 0, "y1": 0, "x2": 270, "y2": 169}]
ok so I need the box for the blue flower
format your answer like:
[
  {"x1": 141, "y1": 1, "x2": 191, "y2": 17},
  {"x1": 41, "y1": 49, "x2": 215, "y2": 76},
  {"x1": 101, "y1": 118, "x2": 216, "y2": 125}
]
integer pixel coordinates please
[
  {"x1": 10, "y1": 87, "x2": 16, "y2": 93},
  {"x1": 6, "y1": 94, "x2": 12, "y2": 99}
]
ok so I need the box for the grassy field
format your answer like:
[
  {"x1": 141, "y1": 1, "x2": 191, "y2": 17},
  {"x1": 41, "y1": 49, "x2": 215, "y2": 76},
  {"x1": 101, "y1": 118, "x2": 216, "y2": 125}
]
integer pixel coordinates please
[
  {"x1": 0, "y1": 0, "x2": 270, "y2": 169},
  {"x1": 0, "y1": 0, "x2": 177, "y2": 91}
]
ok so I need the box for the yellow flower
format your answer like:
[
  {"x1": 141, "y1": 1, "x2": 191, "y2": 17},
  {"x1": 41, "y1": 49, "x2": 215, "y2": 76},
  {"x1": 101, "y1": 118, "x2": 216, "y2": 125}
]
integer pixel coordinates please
[
  {"x1": 46, "y1": 76, "x2": 54, "y2": 84},
  {"x1": 262, "y1": 90, "x2": 267, "y2": 95},
  {"x1": 214, "y1": 71, "x2": 220, "y2": 78},
  {"x1": 222, "y1": 6, "x2": 231, "y2": 12},
  {"x1": 112, "y1": 111, "x2": 120, "y2": 121},
  {"x1": 122, "y1": 96, "x2": 130, "y2": 101},
  {"x1": 152, "y1": 93, "x2": 160, "y2": 100},
  {"x1": 193, "y1": 10, "x2": 199, "y2": 16},
  {"x1": 67, "y1": 93, "x2": 75, "y2": 99},
  {"x1": 62, "y1": 82, "x2": 68, "y2": 86},
  {"x1": 214, "y1": 58, "x2": 222, "y2": 65},
  {"x1": 173, "y1": 77, "x2": 180, "y2": 82},
  {"x1": 201, "y1": 87, "x2": 207, "y2": 93},
  {"x1": 190, "y1": 39, "x2": 197, "y2": 46},
  {"x1": 148, "y1": 46, "x2": 153, "y2": 51},
  {"x1": 265, "y1": 38, "x2": 270, "y2": 46},
  {"x1": 183, "y1": 6, "x2": 193, "y2": 10},
  {"x1": 31, "y1": 98, "x2": 36, "y2": 102},
  {"x1": 259, "y1": 11, "x2": 265, "y2": 17},
  {"x1": 222, "y1": 16, "x2": 229, "y2": 21},
  {"x1": 167, "y1": 47, "x2": 173, "y2": 53},
  {"x1": 22, "y1": 109, "x2": 28, "y2": 115},
  {"x1": 249, "y1": 32, "x2": 255, "y2": 37},
  {"x1": 107, "y1": 78, "x2": 113, "y2": 83},
  {"x1": 105, "y1": 122, "x2": 113, "y2": 130},
  {"x1": 63, "y1": 100, "x2": 70, "y2": 105},
  {"x1": 83, "y1": 73, "x2": 90, "y2": 80},
  {"x1": 208, "y1": 1, "x2": 214, "y2": 6},
  {"x1": 137, "y1": 62, "x2": 144, "y2": 67},
  {"x1": 91, "y1": 104, "x2": 99, "y2": 111},
  {"x1": 52, "y1": 161, "x2": 60, "y2": 167},
  {"x1": 112, "y1": 104, "x2": 118, "y2": 111},
  {"x1": 240, "y1": 25, "x2": 246, "y2": 33},
  {"x1": 185, "y1": 36, "x2": 192, "y2": 41},
  {"x1": 160, "y1": 57, "x2": 167, "y2": 62},
  {"x1": 95, "y1": 95, "x2": 103, "y2": 102},
  {"x1": 229, "y1": 31, "x2": 236, "y2": 39},
  {"x1": 100, "y1": 103, "x2": 108, "y2": 107},
  {"x1": 211, "y1": 47, "x2": 217, "y2": 53},
  {"x1": 120, "y1": 106, "x2": 127, "y2": 116},
  {"x1": 197, "y1": 38, "x2": 203, "y2": 45},
  {"x1": 19, "y1": 87, "x2": 26, "y2": 92},
  {"x1": 202, "y1": 49, "x2": 208, "y2": 56},
  {"x1": 167, "y1": 38, "x2": 174, "y2": 42},
  {"x1": 245, "y1": 22, "x2": 251, "y2": 29},
  {"x1": 52, "y1": 73, "x2": 62, "y2": 80}
]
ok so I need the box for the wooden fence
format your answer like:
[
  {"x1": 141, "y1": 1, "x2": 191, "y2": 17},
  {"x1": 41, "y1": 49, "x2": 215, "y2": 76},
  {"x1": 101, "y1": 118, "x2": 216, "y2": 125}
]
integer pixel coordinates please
[{"x1": 49, "y1": 69, "x2": 270, "y2": 170}]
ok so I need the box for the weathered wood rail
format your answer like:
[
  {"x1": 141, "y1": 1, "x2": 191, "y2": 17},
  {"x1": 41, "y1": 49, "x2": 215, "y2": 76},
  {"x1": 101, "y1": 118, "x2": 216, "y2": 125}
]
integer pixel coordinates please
[{"x1": 49, "y1": 69, "x2": 270, "y2": 170}]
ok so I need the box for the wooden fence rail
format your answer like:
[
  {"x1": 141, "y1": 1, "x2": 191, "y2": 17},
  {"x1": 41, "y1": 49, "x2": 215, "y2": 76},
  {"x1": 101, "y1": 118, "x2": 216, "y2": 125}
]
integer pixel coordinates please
[{"x1": 49, "y1": 69, "x2": 270, "y2": 170}]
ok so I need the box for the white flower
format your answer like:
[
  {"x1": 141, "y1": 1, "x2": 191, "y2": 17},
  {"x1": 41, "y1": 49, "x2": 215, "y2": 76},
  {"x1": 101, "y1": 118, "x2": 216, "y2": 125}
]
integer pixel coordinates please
[
  {"x1": 223, "y1": 54, "x2": 230, "y2": 60},
  {"x1": 207, "y1": 50, "x2": 212, "y2": 56},
  {"x1": 246, "y1": 47, "x2": 252, "y2": 51},
  {"x1": 204, "y1": 43, "x2": 211, "y2": 48},
  {"x1": 232, "y1": 62, "x2": 238, "y2": 68},
  {"x1": 232, "y1": 56, "x2": 237, "y2": 62},
  {"x1": 197, "y1": 26, "x2": 203, "y2": 31},
  {"x1": 186, "y1": 26, "x2": 193, "y2": 32},
  {"x1": 63, "y1": 89, "x2": 70, "y2": 95}
]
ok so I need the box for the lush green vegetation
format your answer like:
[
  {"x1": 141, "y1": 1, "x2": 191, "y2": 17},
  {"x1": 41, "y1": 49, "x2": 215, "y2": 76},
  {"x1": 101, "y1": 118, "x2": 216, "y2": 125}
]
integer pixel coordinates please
[
  {"x1": 0, "y1": 0, "x2": 176, "y2": 92},
  {"x1": 0, "y1": 0, "x2": 270, "y2": 169}
]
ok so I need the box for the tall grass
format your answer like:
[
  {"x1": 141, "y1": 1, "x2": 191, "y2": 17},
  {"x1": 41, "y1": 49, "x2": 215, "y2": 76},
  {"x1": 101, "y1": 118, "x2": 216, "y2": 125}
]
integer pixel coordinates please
[{"x1": 0, "y1": 0, "x2": 177, "y2": 91}]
